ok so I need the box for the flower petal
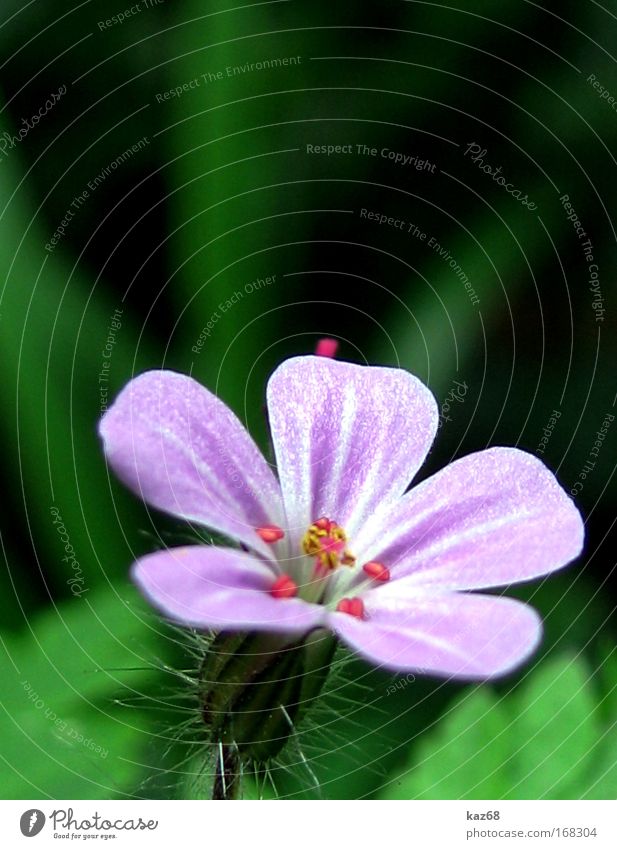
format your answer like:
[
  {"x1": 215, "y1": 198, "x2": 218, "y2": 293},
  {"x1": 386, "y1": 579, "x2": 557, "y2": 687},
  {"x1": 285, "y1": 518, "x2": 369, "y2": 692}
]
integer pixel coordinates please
[
  {"x1": 329, "y1": 590, "x2": 542, "y2": 678},
  {"x1": 132, "y1": 546, "x2": 325, "y2": 633},
  {"x1": 267, "y1": 356, "x2": 438, "y2": 544},
  {"x1": 354, "y1": 447, "x2": 584, "y2": 590},
  {"x1": 99, "y1": 370, "x2": 284, "y2": 556}
]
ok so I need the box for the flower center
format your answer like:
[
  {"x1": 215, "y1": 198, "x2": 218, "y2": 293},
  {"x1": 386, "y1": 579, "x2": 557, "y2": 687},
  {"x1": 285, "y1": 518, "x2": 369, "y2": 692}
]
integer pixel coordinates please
[
  {"x1": 267, "y1": 517, "x2": 391, "y2": 611},
  {"x1": 301, "y1": 517, "x2": 356, "y2": 572}
]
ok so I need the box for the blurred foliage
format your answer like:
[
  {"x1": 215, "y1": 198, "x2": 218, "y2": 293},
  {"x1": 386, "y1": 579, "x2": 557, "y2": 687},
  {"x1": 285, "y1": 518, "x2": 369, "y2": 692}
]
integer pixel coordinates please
[
  {"x1": 380, "y1": 653, "x2": 617, "y2": 800},
  {"x1": 0, "y1": 581, "x2": 172, "y2": 798},
  {"x1": 0, "y1": 0, "x2": 615, "y2": 798}
]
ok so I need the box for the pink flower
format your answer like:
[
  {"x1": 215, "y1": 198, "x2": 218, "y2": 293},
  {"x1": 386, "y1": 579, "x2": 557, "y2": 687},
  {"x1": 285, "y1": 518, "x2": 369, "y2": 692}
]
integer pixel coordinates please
[{"x1": 99, "y1": 357, "x2": 584, "y2": 679}]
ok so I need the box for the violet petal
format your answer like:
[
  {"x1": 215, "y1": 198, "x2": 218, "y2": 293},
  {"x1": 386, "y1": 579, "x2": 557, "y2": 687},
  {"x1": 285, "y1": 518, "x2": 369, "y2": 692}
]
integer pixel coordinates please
[
  {"x1": 354, "y1": 447, "x2": 584, "y2": 590},
  {"x1": 267, "y1": 356, "x2": 438, "y2": 545},
  {"x1": 99, "y1": 370, "x2": 283, "y2": 556},
  {"x1": 329, "y1": 589, "x2": 542, "y2": 678},
  {"x1": 132, "y1": 546, "x2": 325, "y2": 633}
]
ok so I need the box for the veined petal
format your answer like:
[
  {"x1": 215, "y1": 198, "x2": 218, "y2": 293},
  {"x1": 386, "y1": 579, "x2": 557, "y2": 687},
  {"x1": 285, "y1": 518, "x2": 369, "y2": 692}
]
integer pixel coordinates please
[
  {"x1": 267, "y1": 356, "x2": 438, "y2": 544},
  {"x1": 99, "y1": 370, "x2": 283, "y2": 556},
  {"x1": 355, "y1": 447, "x2": 584, "y2": 591},
  {"x1": 132, "y1": 546, "x2": 325, "y2": 633},
  {"x1": 329, "y1": 590, "x2": 541, "y2": 678}
]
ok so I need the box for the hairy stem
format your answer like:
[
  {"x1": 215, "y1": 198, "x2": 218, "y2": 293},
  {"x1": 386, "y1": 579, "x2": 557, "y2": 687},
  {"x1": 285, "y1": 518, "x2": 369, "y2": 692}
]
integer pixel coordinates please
[{"x1": 212, "y1": 743, "x2": 241, "y2": 800}]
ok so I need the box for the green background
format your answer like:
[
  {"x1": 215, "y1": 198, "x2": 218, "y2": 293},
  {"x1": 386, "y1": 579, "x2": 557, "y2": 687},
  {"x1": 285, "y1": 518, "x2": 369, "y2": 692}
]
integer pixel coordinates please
[{"x1": 0, "y1": 0, "x2": 615, "y2": 799}]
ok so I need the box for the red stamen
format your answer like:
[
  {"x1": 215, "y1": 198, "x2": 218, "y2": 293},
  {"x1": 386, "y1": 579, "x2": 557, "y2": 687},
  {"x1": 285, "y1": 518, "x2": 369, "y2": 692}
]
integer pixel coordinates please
[
  {"x1": 270, "y1": 574, "x2": 298, "y2": 599},
  {"x1": 336, "y1": 597, "x2": 365, "y2": 618},
  {"x1": 313, "y1": 517, "x2": 331, "y2": 531},
  {"x1": 336, "y1": 598, "x2": 352, "y2": 615},
  {"x1": 256, "y1": 524, "x2": 285, "y2": 543},
  {"x1": 315, "y1": 338, "x2": 339, "y2": 358},
  {"x1": 362, "y1": 561, "x2": 391, "y2": 582}
]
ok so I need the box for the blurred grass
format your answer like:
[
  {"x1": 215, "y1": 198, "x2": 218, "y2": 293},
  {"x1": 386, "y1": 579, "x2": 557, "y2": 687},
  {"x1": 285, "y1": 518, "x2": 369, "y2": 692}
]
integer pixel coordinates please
[{"x1": 0, "y1": 122, "x2": 159, "y2": 621}]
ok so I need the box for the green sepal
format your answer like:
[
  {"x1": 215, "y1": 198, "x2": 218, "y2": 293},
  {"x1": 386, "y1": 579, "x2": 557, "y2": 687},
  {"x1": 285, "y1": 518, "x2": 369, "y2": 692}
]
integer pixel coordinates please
[{"x1": 199, "y1": 629, "x2": 336, "y2": 766}]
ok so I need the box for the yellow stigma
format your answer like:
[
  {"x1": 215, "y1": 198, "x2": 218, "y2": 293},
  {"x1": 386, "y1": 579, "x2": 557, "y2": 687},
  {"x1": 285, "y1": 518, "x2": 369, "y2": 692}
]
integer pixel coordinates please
[{"x1": 301, "y1": 517, "x2": 356, "y2": 570}]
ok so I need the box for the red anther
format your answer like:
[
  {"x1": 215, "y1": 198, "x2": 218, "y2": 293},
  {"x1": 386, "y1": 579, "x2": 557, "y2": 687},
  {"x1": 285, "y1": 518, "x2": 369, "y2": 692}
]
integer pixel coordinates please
[
  {"x1": 336, "y1": 597, "x2": 365, "y2": 618},
  {"x1": 314, "y1": 517, "x2": 331, "y2": 531},
  {"x1": 315, "y1": 338, "x2": 339, "y2": 358},
  {"x1": 349, "y1": 597, "x2": 365, "y2": 618},
  {"x1": 256, "y1": 524, "x2": 285, "y2": 543},
  {"x1": 362, "y1": 561, "x2": 391, "y2": 582},
  {"x1": 270, "y1": 574, "x2": 298, "y2": 599}
]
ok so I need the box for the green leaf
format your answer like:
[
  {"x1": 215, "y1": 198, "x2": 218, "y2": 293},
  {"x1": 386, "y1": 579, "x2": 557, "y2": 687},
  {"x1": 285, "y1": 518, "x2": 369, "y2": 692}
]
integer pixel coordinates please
[
  {"x1": 596, "y1": 638, "x2": 617, "y2": 725},
  {"x1": 383, "y1": 688, "x2": 511, "y2": 800},
  {"x1": 581, "y1": 726, "x2": 617, "y2": 800},
  {"x1": 0, "y1": 578, "x2": 171, "y2": 798},
  {"x1": 380, "y1": 654, "x2": 609, "y2": 800},
  {"x1": 508, "y1": 654, "x2": 601, "y2": 799}
]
